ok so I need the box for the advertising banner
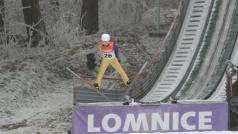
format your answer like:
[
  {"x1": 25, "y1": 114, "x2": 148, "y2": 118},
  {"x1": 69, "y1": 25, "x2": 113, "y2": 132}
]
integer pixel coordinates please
[{"x1": 73, "y1": 103, "x2": 228, "y2": 134}]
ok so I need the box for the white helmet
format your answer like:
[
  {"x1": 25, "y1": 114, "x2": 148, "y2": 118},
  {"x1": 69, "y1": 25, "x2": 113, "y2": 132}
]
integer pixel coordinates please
[{"x1": 101, "y1": 33, "x2": 110, "y2": 43}]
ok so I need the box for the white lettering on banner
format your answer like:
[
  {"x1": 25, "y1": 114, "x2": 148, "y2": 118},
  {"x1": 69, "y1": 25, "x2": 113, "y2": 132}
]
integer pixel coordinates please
[
  {"x1": 123, "y1": 113, "x2": 149, "y2": 132},
  {"x1": 87, "y1": 111, "x2": 213, "y2": 132},
  {"x1": 181, "y1": 112, "x2": 196, "y2": 130},
  {"x1": 102, "y1": 114, "x2": 121, "y2": 133},
  {"x1": 172, "y1": 112, "x2": 179, "y2": 130},
  {"x1": 199, "y1": 112, "x2": 212, "y2": 130},
  {"x1": 151, "y1": 112, "x2": 169, "y2": 131},
  {"x1": 88, "y1": 114, "x2": 100, "y2": 132}
]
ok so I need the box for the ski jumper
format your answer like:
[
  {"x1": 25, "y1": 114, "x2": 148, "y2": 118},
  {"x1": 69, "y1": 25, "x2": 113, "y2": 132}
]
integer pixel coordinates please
[{"x1": 96, "y1": 42, "x2": 129, "y2": 88}]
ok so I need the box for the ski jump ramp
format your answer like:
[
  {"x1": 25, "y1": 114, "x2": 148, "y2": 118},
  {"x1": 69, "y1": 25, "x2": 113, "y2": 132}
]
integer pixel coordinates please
[
  {"x1": 141, "y1": 0, "x2": 238, "y2": 103},
  {"x1": 74, "y1": 0, "x2": 238, "y2": 104},
  {"x1": 141, "y1": 0, "x2": 213, "y2": 102}
]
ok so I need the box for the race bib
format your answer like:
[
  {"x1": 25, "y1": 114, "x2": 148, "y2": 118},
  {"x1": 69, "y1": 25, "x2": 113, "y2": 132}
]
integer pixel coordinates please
[{"x1": 101, "y1": 51, "x2": 116, "y2": 59}]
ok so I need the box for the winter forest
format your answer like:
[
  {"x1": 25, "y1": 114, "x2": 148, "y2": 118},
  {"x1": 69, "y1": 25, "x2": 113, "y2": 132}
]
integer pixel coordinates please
[{"x1": 0, "y1": 0, "x2": 179, "y2": 133}]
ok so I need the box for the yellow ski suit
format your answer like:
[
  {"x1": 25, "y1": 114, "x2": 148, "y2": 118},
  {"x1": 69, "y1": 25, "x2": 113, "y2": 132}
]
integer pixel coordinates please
[{"x1": 96, "y1": 42, "x2": 129, "y2": 88}]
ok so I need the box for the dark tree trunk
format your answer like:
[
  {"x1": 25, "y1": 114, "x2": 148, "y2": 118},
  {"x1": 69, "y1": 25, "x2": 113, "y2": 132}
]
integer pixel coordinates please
[
  {"x1": 0, "y1": 0, "x2": 4, "y2": 32},
  {"x1": 50, "y1": 0, "x2": 59, "y2": 21},
  {"x1": 22, "y1": 0, "x2": 46, "y2": 47},
  {"x1": 81, "y1": 0, "x2": 98, "y2": 35},
  {"x1": 0, "y1": 0, "x2": 6, "y2": 44}
]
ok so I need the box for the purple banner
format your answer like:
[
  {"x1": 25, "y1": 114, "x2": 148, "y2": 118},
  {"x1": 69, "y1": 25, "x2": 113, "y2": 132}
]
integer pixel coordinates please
[{"x1": 73, "y1": 103, "x2": 228, "y2": 134}]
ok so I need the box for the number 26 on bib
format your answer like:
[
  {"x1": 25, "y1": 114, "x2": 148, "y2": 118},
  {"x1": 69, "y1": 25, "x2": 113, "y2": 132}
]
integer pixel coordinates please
[{"x1": 102, "y1": 52, "x2": 115, "y2": 59}]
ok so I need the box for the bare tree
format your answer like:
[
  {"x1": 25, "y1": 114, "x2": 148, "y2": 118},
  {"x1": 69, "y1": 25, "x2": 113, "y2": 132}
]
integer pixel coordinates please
[
  {"x1": 0, "y1": 0, "x2": 4, "y2": 32},
  {"x1": 81, "y1": 0, "x2": 98, "y2": 35},
  {"x1": 0, "y1": 0, "x2": 6, "y2": 44},
  {"x1": 50, "y1": 0, "x2": 59, "y2": 21},
  {"x1": 22, "y1": 0, "x2": 46, "y2": 47}
]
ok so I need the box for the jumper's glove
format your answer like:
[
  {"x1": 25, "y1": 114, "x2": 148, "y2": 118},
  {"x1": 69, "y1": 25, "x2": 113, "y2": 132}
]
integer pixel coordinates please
[{"x1": 118, "y1": 58, "x2": 121, "y2": 63}]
